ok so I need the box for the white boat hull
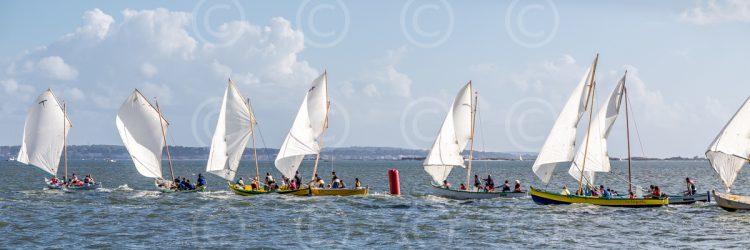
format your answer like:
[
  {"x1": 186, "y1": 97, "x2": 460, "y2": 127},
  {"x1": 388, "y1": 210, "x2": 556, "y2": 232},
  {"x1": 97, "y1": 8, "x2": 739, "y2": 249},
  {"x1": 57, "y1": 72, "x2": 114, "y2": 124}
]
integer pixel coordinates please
[
  {"x1": 713, "y1": 190, "x2": 750, "y2": 212},
  {"x1": 668, "y1": 191, "x2": 710, "y2": 205},
  {"x1": 430, "y1": 184, "x2": 527, "y2": 200}
]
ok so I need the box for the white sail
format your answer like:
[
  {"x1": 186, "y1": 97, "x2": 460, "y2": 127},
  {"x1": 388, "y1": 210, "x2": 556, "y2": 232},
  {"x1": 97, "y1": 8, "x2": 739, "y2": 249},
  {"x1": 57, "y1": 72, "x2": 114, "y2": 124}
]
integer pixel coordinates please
[
  {"x1": 206, "y1": 80, "x2": 255, "y2": 181},
  {"x1": 274, "y1": 73, "x2": 328, "y2": 179},
  {"x1": 115, "y1": 89, "x2": 168, "y2": 179},
  {"x1": 423, "y1": 82, "x2": 473, "y2": 184},
  {"x1": 706, "y1": 97, "x2": 750, "y2": 191},
  {"x1": 568, "y1": 75, "x2": 626, "y2": 184},
  {"x1": 17, "y1": 89, "x2": 72, "y2": 176},
  {"x1": 532, "y1": 64, "x2": 594, "y2": 184}
]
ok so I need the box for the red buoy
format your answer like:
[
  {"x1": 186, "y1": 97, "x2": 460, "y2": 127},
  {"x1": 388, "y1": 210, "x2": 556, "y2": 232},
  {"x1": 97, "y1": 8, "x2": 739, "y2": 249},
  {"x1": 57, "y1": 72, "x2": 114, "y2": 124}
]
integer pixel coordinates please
[{"x1": 388, "y1": 169, "x2": 400, "y2": 195}]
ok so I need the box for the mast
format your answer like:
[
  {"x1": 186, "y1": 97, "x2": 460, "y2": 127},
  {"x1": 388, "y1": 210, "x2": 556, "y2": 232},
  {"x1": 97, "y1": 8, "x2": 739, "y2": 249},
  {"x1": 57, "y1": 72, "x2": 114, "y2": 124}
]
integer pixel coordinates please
[
  {"x1": 623, "y1": 71, "x2": 633, "y2": 194},
  {"x1": 155, "y1": 99, "x2": 175, "y2": 182},
  {"x1": 466, "y1": 82, "x2": 477, "y2": 188},
  {"x1": 248, "y1": 97, "x2": 260, "y2": 182},
  {"x1": 577, "y1": 54, "x2": 599, "y2": 194},
  {"x1": 63, "y1": 101, "x2": 68, "y2": 182},
  {"x1": 311, "y1": 71, "x2": 329, "y2": 181}
]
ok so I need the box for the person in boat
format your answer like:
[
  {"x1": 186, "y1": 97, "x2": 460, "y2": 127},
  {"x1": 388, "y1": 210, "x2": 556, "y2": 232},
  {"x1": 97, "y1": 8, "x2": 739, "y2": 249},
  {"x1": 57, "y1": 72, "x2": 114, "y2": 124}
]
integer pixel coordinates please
[
  {"x1": 265, "y1": 172, "x2": 275, "y2": 187},
  {"x1": 236, "y1": 177, "x2": 245, "y2": 187},
  {"x1": 315, "y1": 175, "x2": 325, "y2": 188},
  {"x1": 685, "y1": 177, "x2": 697, "y2": 195},
  {"x1": 502, "y1": 180, "x2": 511, "y2": 192},
  {"x1": 483, "y1": 175, "x2": 495, "y2": 192},
  {"x1": 652, "y1": 186, "x2": 662, "y2": 197},
  {"x1": 339, "y1": 179, "x2": 346, "y2": 189},
  {"x1": 50, "y1": 176, "x2": 61, "y2": 185},
  {"x1": 289, "y1": 178, "x2": 298, "y2": 190},
  {"x1": 442, "y1": 180, "x2": 451, "y2": 189},
  {"x1": 460, "y1": 183, "x2": 467, "y2": 191},
  {"x1": 252, "y1": 177, "x2": 261, "y2": 190},
  {"x1": 628, "y1": 191, "x2": 636, "y2": 199},
  {"x1": 331, "y1": 171, "x2": 338, "y2": 185},
  {"x1": 473, "y1": 175, "x2": 482, "y2": 191},
  {"x1": 186, "y1": 179, "x2": 196, "y2": 190},
  {"x1": 601, "y1": 185, "x2": 612, "y2": 199},
  {"x1": 591, "y1": 186, "x2": 599, "y2": 197},
  {"x1": 513, "y1": 180, "x2": 523, "y2": 193},
  {"x1": 332, "y1": 177, "x2": 341, "y2": 189},
  {"x1": 294, "y1": 171, "x2": 303, "y2": 189},
  {"x1": 355, "y1": 178, "x2": 362, "y2": 189},
  {"x1": 560, "y1": 185, "x2": 571, "y2": 195}
]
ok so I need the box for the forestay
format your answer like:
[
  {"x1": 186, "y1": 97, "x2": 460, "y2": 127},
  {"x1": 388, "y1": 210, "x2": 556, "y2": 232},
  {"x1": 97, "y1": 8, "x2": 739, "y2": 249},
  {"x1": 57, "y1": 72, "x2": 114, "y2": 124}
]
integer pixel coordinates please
[
  {"x1": 423, "y1": 82, "x2": 473, "y2": 184},
  {"x1": 706, "y1": 97, "x2": 750, "y2": 191},
  {"x1": 17, "y1": 89, "x2": 72, "y2": 176},
  {"x1": 116, "y1": 90, "x2": 168, "y2": 179},
  {"x1": 206, "y1": 80, "x2": 255, "y2": 181},
  {"x1": 532, "y1": 64, "x2": 594, "y2": 184},
  {"x1": 274, "y1": 73, "x2": 328, "y2": 179},
  {"x1": 568, "y1": 75, "x2": 626, "y2": 185}
]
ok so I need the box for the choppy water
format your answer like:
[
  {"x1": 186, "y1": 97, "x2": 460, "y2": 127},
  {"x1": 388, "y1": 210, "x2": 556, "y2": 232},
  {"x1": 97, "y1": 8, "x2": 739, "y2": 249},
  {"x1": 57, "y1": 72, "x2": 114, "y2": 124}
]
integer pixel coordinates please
[{"x1": 1, "y1": 159, "x2": 749, "y2": 249}]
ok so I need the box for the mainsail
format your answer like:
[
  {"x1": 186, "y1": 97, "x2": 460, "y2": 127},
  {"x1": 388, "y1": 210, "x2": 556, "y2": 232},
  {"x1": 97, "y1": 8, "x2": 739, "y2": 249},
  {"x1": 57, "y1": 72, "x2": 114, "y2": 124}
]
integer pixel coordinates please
[
  {"x1": 116, "y1": 89, "x2": 169, "y2": 179},
  {"x1": 568, "y1": 74, "x2": 626, "y2": 185},
  {"x1": 206, "y1": 80, "x2": 255, "y2": 181},
  {"x1": 274, "y1": 73, "x2": 328, "y2": 179},
  {"x1": 532, "y1": 60, "x2": 596, "y2": 184},
  {"x1": 17, "y1": 89, "x2": 72, "y2": 176},
  {"x1": 423, "y1": 82, "x2": 473, "y2": 184},
  {"x1": 706, "y1": 97, "x2": 750, "y2": 192}
]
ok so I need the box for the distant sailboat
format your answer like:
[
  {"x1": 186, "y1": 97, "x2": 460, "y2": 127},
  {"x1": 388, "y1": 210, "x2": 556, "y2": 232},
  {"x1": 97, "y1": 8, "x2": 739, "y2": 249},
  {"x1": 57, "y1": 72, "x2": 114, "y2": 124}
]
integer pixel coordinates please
[
  {"x1": 274, "y1": 72, "x2": 367, "y2": 196},
  {"x1": 708, "y1": 97, "x2": 750, "y2": 211},
  {"x1": 529, "y1": 54, "x2": 667, "y2": 207},
  {"x1": 17, "y1": 89, "x2": 99, "y2": 190},
  {"x1": 425, "y1": 81, "x2": 525, "y2": 200},
  {"x1": 116, "y1": 89, "x2": 202, "y2": 193}
]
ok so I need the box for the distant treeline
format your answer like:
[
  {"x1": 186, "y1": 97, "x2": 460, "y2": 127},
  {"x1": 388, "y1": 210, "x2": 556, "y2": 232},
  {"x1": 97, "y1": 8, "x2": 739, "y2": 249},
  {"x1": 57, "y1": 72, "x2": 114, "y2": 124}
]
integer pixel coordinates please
[{"x1": 0, "y1": 145, "x2": 705, "y2": 161}]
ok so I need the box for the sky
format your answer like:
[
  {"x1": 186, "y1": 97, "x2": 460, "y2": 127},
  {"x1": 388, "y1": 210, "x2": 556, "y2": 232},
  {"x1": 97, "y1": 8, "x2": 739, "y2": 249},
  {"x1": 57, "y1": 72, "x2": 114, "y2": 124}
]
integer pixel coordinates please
[{"x1": 0, "y1": 0, "x2": 748, "y2": 158}]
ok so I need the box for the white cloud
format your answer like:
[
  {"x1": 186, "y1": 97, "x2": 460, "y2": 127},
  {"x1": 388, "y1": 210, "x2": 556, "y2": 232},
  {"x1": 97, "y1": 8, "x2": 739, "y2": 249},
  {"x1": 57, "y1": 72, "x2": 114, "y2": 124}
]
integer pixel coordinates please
[
  {"x1": 70, "y1": 8, "x2": 115, "y2": 40},
  {"x1": 355, "y1": 46, "x2": 412, "y2": 98},
  {"x1": 64, "y1": 87, "x2": 86, "y2": 101},
  {"x1": 140, "y1": 62, "x2": 158, "y2": 78},
  {"x1": 679, "y1": 0, "x2": 750, "y2": 25},
  {"x1": 37, "y1": 56, "x2": 78, "y2": 80},
  {"x1": 363, "y1": 83, "x2": 380, "y2": 97}
]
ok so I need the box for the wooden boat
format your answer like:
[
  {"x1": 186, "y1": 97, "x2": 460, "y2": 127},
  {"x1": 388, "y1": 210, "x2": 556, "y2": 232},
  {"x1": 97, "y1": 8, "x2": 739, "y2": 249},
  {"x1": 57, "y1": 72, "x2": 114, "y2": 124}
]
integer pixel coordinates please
[
  {"x1": 530, "y1": 186, "x2": 667, "y2": 207},
  {"x1": 274, "y1": 72, "x2": 367, "y2": 197},
  {"x1": 705, "y1": 97, "x2": 750, "y2": 211},
  {"x1": 430, "y1": 184, "x2": 525, "y2": 200},
  {"x1": 227, "y1": 183, "x2": 301, "y2": 196},
  {"x1": 422, "y1": 81, "x2": 521, "y2": 200},
  {"x1": 530, "y1": 55, "x2": 662, "y2": 207},
  {"x1": 16, "y1": 89, "x2": 101, "y2": 190},
  {"x1": 668, "y1": 192, "x2": 710, "y2": 205},
  {"x1": 205, "y1": 79, "x2": 264, "y2": 195},
  {"x1": 116, "y1": 89, "x2": 200, "y2": 193}
]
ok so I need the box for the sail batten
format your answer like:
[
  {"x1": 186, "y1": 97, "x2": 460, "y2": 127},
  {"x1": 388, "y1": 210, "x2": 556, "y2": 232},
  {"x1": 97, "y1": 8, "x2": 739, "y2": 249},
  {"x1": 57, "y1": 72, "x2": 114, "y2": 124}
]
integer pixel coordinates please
[
  {"x1": 706, "y1": 97, "x2": 750, "y2": 190},
  {"x1": 274, "y1": 73, "x2": 328, "y2": 179},
  {"x1": 423, "y1": 82, "x2": 473, "y2": 184},
  {"x1": 568, "y1": 75, "x2": 626, "y2": 184},
  {"x1": 206, "y1": 80, "x2": 254, "y2": 181},
  {"x1": 532, "y1": 63, "x2": 595, "y2": 184},
  {"x1": 116, "y1": 89, "x2": 169, "y2": 179},
  {"x1": 17, "y1": 89, "x2": 72, "y2": 176}
]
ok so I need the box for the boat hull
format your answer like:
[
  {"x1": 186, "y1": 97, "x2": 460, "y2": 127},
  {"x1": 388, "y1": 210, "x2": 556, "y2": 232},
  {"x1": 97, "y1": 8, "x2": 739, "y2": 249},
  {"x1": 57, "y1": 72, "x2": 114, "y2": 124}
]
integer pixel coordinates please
[
  {"x1": 667, "y1": 191, "x2": 711, "y2": 205},
  {"x1": 289, "y1": 187, "x2": 368, "y2": 196},
  {"x1": 530, "y1": 186, "x2": 668, "y2": 208},
  {"x1": 713, "y1": 190, "x2": 750, "y2": 212},
  {"x1": 429, "y1": 184, "x2": 526, "y2": 200},
  {"x1": 155, "y1": 178, "x2": 205, "y2": 193},
  {"x1": 45, "y1": 178, "x2": 100, "y2": 190},
  {"x1": 228, "y1": 184, "x2": 299, "y2": 196}
]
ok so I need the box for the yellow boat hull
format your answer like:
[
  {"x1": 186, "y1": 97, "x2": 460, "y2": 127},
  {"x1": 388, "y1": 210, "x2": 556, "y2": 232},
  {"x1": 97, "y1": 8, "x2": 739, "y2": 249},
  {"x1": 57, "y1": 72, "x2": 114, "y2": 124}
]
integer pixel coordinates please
[
  {"x1": 290, "y1": 187, "x2": 369, "y2": 196},
  {"x1": 530, "y1": 186, "x2": 667, "y2": 207},
  {"x1": 228, "y1": 184, "x2": 299, "y2": 196}
]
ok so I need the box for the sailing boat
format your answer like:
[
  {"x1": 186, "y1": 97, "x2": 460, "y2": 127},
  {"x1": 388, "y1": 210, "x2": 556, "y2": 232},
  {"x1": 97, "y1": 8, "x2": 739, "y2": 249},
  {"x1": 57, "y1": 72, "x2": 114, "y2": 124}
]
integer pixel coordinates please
[
  {"x1": 17, "y1": 89, "x2": 99, "y2": 190},
  {"x1": 116, "y1": 89, "x2": 203, "y2": 193},
  {"x1": 707, "y1": 97, "x2": 750, "y2": 211},
  {"x1": 528, "y1": 54, "x2": 667, "y2": 207},
  {"x1": 274, "y1": 72, "x2": 367, "y2": 196},
  {"x1": 425, "y1": 81, "x2": 525, "y2": 200}
]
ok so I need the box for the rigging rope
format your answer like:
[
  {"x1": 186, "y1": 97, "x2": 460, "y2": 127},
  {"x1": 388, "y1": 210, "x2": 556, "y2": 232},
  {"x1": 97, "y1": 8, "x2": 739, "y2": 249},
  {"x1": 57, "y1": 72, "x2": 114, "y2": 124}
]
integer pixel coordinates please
[{"x1": 626, "y1": 92, "x2": 647, "y2": 157}]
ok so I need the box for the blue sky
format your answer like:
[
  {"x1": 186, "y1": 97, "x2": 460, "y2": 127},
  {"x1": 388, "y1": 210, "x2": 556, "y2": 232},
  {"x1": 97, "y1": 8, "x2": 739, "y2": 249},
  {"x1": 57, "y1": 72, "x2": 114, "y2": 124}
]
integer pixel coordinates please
[{"x1": 0, "y1": 0, "x2": 748, "y2": 157}]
